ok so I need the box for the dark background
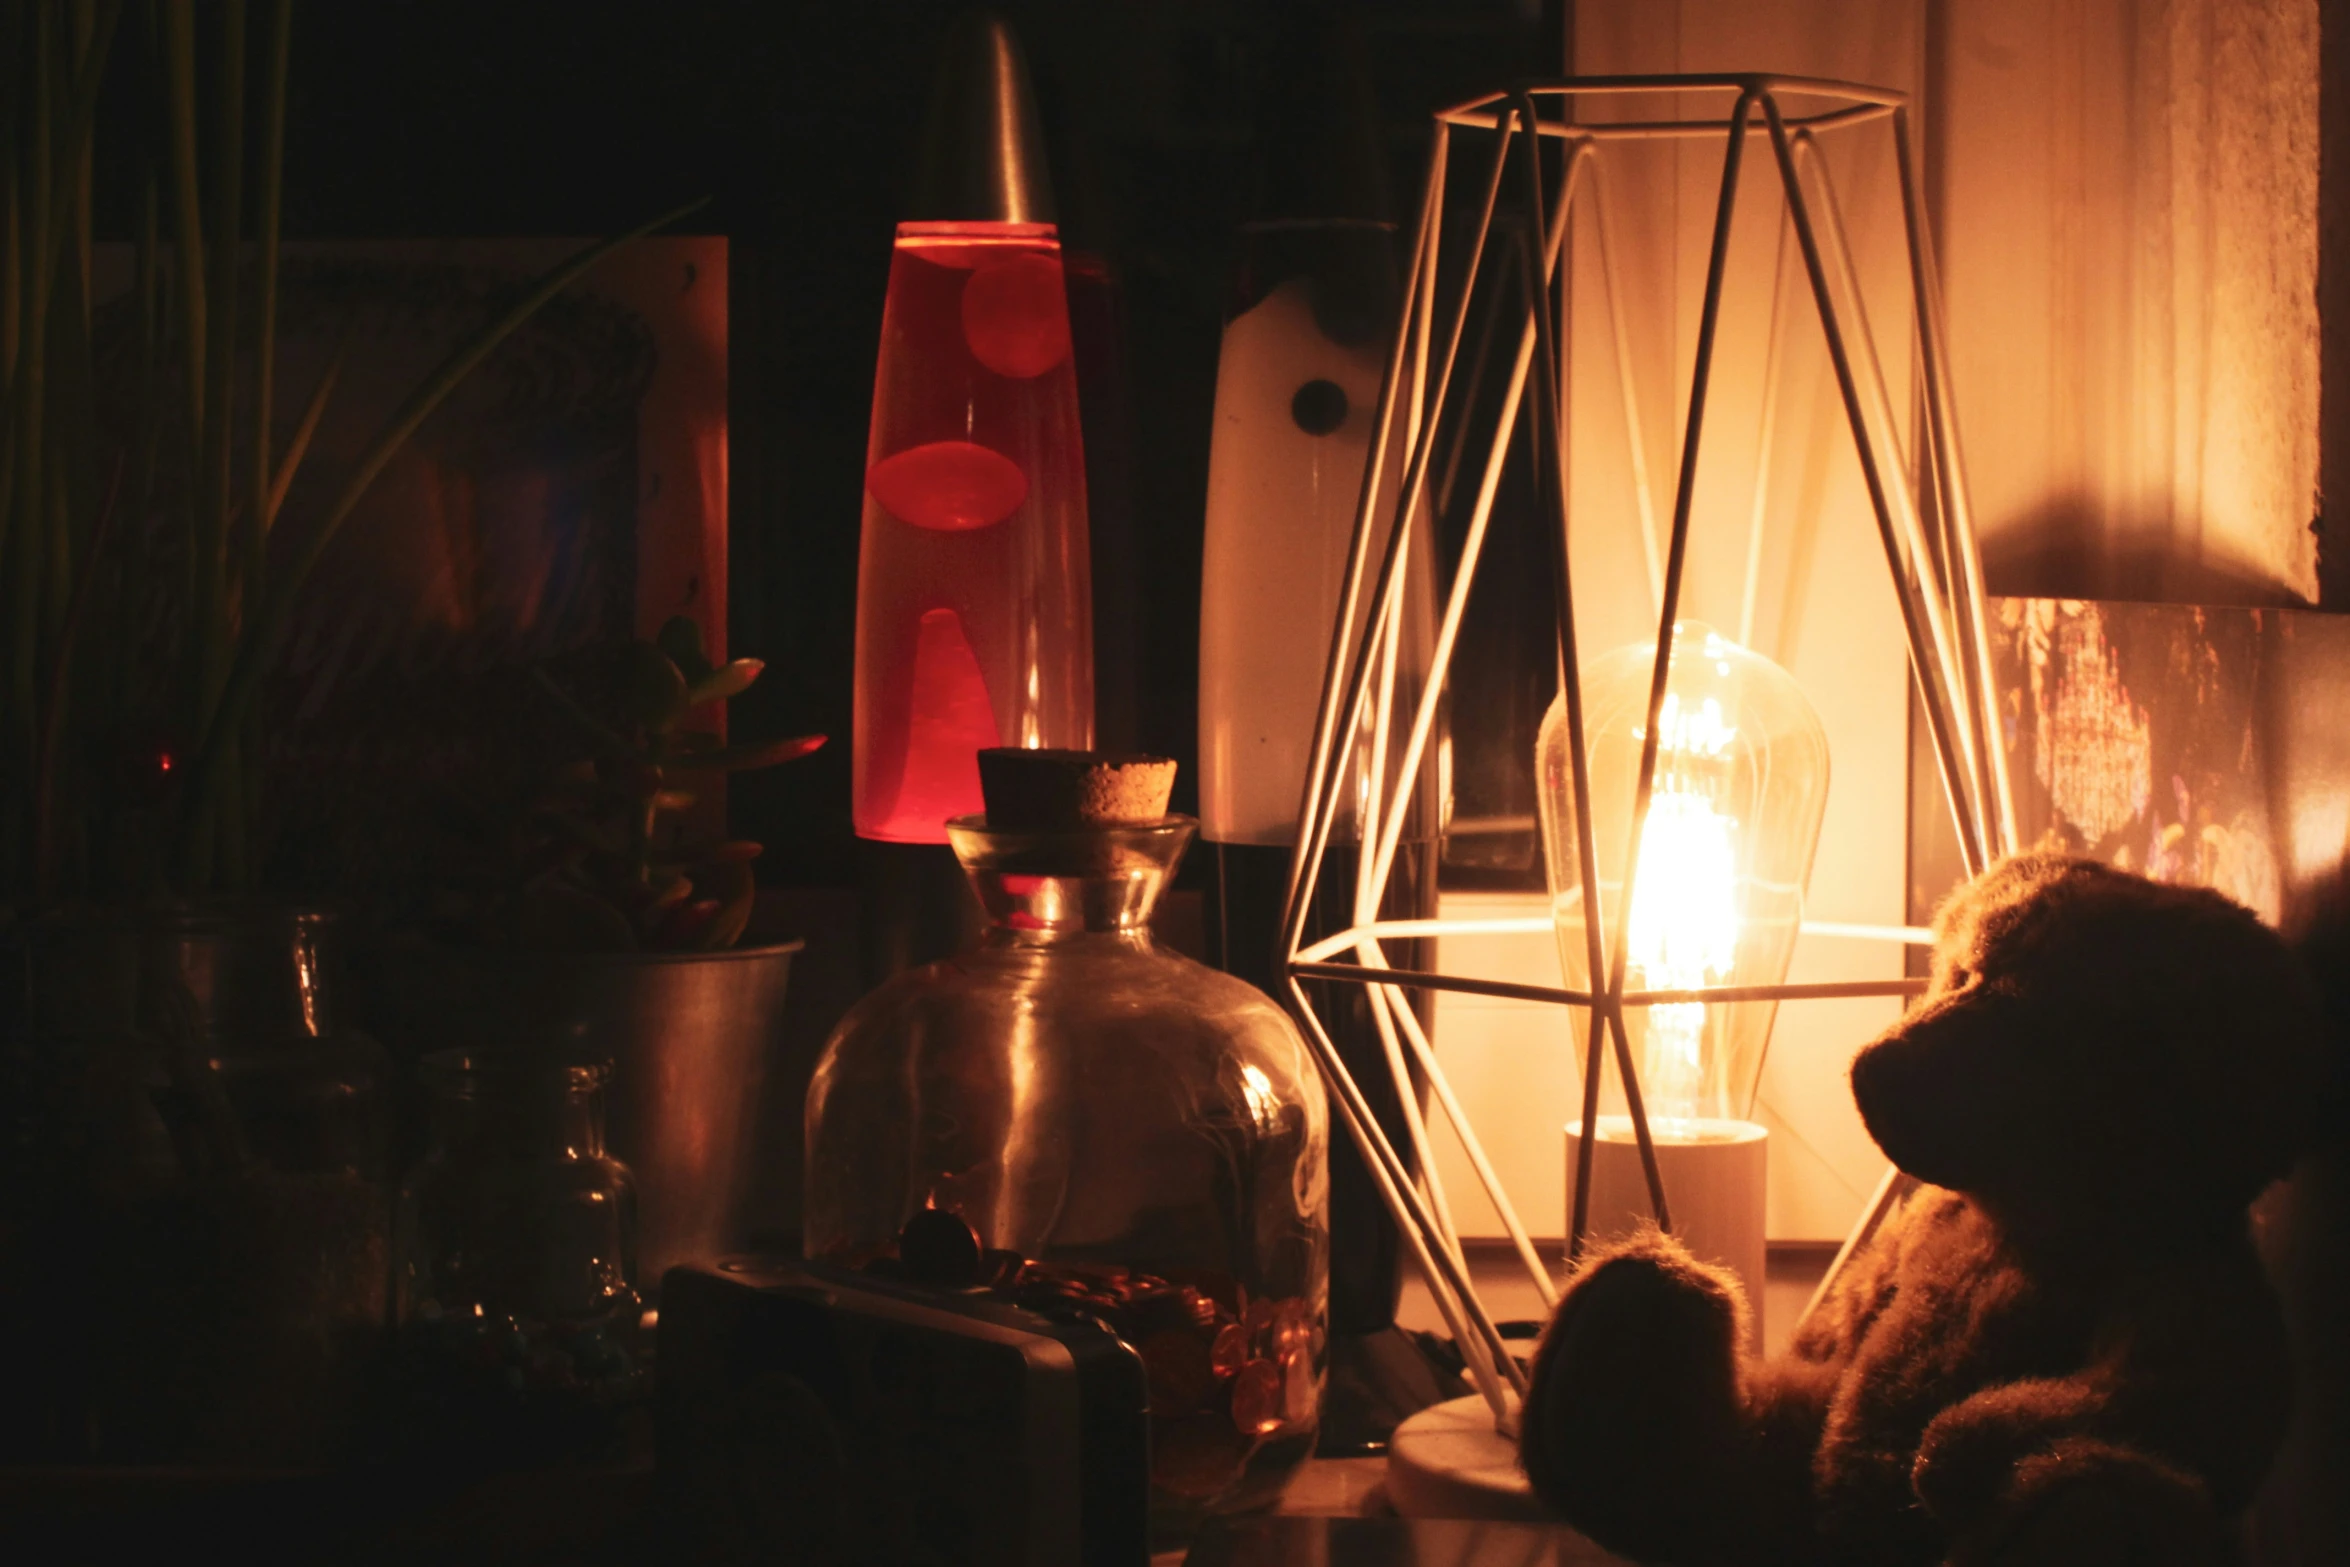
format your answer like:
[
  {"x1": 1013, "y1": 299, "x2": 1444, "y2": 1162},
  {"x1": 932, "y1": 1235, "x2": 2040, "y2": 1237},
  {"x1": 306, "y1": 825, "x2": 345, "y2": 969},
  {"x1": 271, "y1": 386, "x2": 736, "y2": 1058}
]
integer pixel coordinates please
[
  {"x1": 196, "y1": 0, "x2": 1563, "y2": 888},
  {"x1": 84, "y1": 0, "x2": 2350, "y2": 889}
]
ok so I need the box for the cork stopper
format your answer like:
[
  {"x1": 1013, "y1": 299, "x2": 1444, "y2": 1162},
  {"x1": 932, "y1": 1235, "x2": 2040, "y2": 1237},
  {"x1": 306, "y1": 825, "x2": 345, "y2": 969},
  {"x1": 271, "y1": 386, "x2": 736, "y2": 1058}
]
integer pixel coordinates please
[{"x1": 978, "y1": 748, "x2": 1177, "y2": 830}]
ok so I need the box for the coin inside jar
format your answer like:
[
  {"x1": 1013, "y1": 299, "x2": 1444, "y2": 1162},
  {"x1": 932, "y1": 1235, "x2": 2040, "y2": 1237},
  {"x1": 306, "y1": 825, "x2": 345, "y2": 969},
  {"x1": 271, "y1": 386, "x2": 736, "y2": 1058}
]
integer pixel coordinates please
[
  {"x1": 1281, "y1": 1345, "x2": 1316, "y2": 1425},
  {"x1": 1174, "y1": 1285, "x2": 1218, "y2": 1332},
  {"x1": 1229, "y1": 1358, "x2": 1284, "y2": 1437},
  {"x1": 1057, "y1": 1260, "x2": 1130, "y2": 1286},
  {"x1": 1209, "y1": 1322, "x2": 1250, "y2": 1379}
]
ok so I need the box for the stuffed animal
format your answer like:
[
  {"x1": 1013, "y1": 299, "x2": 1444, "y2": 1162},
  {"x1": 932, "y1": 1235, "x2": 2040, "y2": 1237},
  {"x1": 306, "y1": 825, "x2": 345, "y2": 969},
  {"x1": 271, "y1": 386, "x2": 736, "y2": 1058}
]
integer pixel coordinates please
[
  {"x1": 2245, "y1": 869, "x2": 2350, "y2": 1566},
  {"x1": 1519, "y1": 855, "x2": 2324, "y2": 1566}
]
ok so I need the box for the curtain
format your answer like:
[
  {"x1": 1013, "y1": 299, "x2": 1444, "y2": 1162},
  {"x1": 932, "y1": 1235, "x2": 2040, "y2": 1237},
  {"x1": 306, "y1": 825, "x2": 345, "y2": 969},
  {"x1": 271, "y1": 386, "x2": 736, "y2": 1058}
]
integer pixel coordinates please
[{"x1": 1931, "y1": 0, "x2": 2320, "y2": 604}]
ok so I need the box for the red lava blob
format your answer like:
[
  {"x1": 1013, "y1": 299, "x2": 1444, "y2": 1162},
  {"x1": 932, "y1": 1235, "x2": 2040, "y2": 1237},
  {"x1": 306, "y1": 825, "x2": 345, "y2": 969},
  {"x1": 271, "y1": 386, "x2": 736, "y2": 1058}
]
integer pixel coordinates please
[
  {"x1": 866, "y1": 440, "x2": 1029, "y2": 531},
  {"x1": 872, "y1": 607, "x2": 999, "y2": 839},
  {"x1": 999, "y1": 874, "x2": 1049, "y2": 930},
  {"x1": 960, "y1": 254, "x2": 1073, "y2": 379}
]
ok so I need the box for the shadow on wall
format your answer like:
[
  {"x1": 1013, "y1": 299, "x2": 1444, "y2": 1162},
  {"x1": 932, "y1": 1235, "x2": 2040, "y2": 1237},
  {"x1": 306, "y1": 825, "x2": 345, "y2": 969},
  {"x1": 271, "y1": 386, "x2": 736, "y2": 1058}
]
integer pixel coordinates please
[{"x1": 1981, "y1": 496, "x2": 2318, "y2": 610}]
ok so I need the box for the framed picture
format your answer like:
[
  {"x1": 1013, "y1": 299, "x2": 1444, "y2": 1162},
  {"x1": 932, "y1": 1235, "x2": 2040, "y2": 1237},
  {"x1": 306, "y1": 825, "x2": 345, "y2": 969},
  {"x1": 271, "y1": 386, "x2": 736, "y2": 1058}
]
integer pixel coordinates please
[{"x1": 96, "y1": 236, "x2": 728, "y2": 911}]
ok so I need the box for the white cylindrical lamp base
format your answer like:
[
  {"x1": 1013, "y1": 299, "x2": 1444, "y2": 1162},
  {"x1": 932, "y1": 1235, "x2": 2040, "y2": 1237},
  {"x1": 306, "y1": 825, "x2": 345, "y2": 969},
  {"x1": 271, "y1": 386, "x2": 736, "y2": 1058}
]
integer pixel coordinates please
[
  {"x1": 1565, "y1": 1117, "x2": 1768, "y2": 1345},
  {"x1": 1385, "y1": 1393, "x2": 1548, "y2": 1520}
]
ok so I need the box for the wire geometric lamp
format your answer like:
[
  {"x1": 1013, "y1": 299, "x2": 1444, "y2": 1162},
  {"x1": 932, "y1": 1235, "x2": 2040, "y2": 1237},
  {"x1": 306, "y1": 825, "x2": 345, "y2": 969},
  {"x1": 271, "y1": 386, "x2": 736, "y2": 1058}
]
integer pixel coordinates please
[{"x1": 1276, "y1": 75, "x2": 2020, "y2": 1432}]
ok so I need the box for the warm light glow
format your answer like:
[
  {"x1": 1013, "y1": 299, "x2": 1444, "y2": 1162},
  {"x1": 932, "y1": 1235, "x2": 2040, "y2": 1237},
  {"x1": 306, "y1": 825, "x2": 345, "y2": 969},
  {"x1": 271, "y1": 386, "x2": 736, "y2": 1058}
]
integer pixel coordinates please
[
  {"x1": 1240, "y1": 1062, "x2": 1282, "y2": 1135},
  {"x1": 1537, "y1": 623, "x2": 1830, "y2": 1141},
  {"x1": 1622, "y1": 688, "x2": 1744, "y2": 1133},
  {"x1": 1627, "y1": 788, "x2": 1741, "y2": 1131}
]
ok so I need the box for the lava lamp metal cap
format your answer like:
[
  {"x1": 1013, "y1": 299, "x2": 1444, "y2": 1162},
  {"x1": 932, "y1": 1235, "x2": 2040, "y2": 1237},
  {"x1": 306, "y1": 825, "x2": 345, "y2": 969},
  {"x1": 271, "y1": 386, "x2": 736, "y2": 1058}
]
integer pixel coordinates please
[{"x1": 910, "y1": 10, "x2": 1057, "y2": 225}]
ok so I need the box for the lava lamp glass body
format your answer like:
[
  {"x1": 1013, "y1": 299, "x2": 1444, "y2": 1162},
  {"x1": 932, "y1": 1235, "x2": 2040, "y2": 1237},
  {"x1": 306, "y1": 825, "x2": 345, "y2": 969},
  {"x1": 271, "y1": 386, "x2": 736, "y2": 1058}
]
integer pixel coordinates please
[
  {"x1": 1536, "y1": 624, "x2": 1829, "y2": 1133},
  {"x1": 854, "y1": 221, "x2": 1093, "y2": 843}
]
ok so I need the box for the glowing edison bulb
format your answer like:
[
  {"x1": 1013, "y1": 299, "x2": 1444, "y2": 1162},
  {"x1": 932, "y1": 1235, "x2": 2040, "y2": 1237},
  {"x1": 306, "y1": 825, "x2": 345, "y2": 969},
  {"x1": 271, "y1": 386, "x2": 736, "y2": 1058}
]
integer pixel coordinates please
[
  {"x1": 1628, "y1": 693, "x2": 1741, "y2": 1129},
  {"x1": 1536, "y1": 625, "x2": 1829, "y2": 1140}
]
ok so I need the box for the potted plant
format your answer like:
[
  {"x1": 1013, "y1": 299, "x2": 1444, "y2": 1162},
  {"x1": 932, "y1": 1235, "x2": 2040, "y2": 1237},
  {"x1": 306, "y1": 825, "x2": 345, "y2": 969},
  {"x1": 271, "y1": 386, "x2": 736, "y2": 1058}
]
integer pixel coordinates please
[
  {"x1": 355, "y1": 613, "x2": 825, "y2": 1288},
  {"x1": 0, "y1": 2, "x2": 703, "y2": 1463}
]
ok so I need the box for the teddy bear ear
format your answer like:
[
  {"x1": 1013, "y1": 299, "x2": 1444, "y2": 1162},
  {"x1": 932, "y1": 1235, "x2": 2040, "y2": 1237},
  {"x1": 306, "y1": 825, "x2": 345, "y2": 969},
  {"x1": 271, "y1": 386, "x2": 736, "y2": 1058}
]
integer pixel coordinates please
[{"x1": 1929, "y1": 854, "x2": 2112, "y2": 963}]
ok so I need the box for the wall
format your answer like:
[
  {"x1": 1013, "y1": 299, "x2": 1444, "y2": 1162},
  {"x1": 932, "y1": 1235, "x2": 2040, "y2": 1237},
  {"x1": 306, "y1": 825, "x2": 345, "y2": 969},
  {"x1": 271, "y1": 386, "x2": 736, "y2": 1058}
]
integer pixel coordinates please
[
  {"x1": 1930, "y1": 0, "x2": 2321, "y2": 606},
  {"x1": 1423, "y1": 0, "x2": 2323, "y2": 1243}
]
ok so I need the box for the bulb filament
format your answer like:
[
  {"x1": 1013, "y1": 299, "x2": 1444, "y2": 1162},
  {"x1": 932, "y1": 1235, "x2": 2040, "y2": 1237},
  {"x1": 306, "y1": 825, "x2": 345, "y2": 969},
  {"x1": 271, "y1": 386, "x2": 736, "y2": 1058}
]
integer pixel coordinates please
[{"x1": 1628, "y1": 692, "x2": 1740, "y2": 1133}]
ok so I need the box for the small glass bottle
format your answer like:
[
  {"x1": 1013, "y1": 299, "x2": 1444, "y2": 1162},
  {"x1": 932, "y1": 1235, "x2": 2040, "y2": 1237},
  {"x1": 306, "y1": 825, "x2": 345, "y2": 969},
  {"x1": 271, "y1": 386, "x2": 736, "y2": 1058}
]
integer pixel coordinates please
[
  {"x1": 391, "y1": 1052, "x2": 644, "y2": 1461},
  {"x1": 805, "y1": 808, "x2": 1329, "y2": 1535}
]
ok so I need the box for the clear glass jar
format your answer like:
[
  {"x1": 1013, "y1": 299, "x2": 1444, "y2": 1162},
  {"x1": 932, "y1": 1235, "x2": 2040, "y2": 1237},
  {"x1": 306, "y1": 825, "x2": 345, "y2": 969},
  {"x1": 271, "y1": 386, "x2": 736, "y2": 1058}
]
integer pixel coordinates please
[
  {"x1": 804, "y1": 814, "x2": 1329, "y2": 1533},
  {"x1": 390, "y1": 1052, "x2": 644, "y2": 1462},
  {"x1": 144, "y1": 906, "x2": 388, "y2": 1185}
]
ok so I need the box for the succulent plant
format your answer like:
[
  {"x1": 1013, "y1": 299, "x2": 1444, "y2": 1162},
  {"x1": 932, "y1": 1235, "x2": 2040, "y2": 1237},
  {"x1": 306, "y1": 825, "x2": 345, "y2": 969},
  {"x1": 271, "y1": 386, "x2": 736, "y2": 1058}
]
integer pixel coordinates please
[{"x1": 516, "y1": 616, "x2": 822, "y2": 952}]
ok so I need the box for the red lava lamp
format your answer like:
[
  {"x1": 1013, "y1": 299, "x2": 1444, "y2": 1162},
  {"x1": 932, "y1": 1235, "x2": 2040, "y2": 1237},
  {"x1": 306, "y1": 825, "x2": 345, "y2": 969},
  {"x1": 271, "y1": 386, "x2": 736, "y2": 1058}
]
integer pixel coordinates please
[{"x1": 854, "y1": 13, "x2": 1093, "y2": 975}]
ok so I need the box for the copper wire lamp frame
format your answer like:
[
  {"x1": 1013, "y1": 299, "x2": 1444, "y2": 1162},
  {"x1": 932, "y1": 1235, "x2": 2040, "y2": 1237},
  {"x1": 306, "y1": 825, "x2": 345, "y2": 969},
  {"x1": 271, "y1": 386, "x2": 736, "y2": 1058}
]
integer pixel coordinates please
[{"x1": 1274, "y1": 76, "x2": 2019, "y2": 1423}]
